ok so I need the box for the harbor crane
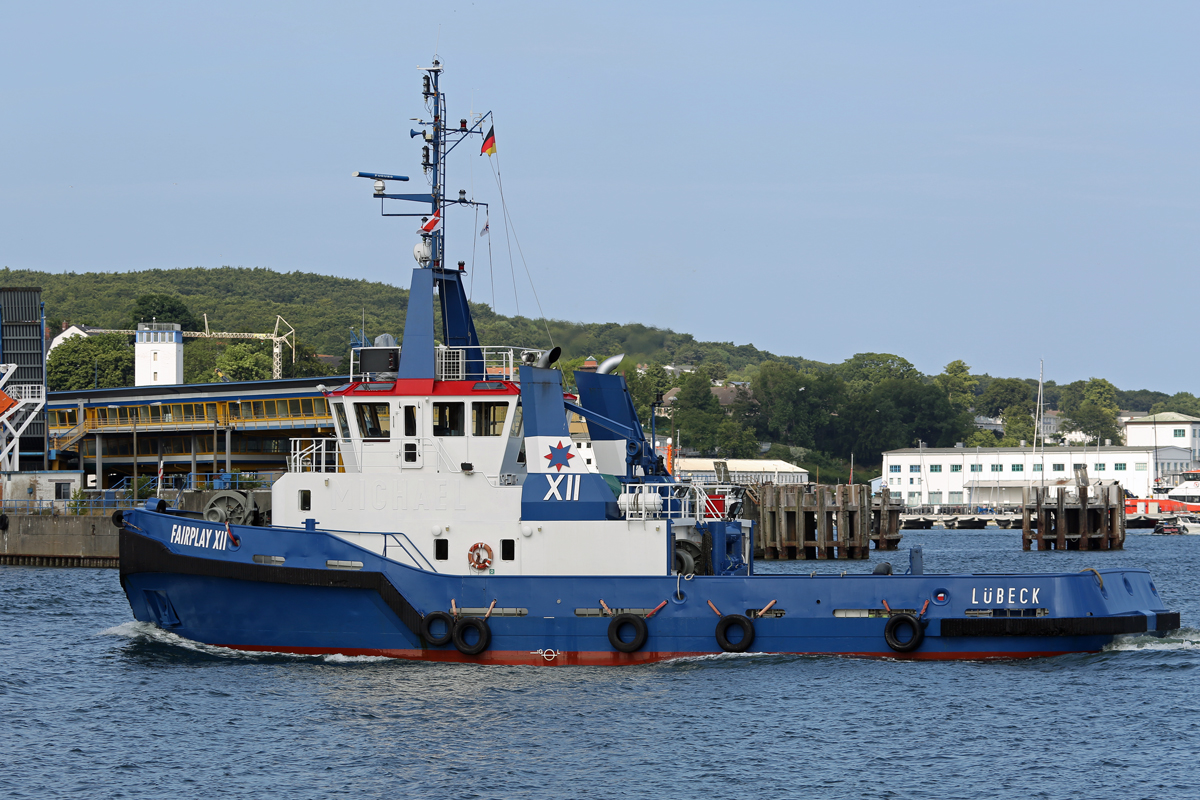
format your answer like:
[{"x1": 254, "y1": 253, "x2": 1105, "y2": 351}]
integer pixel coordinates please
[{"x1": 90, "y1": 315, "x2": 297, "y2": 379}]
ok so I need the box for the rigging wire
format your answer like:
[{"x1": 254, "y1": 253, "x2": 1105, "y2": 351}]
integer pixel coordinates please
[
  {"x1": 488, "y1": 147, "x2": 554, "y2": 347},
  {"x1": 487, "y1": 155, "x2": 521, "y2": 319}
]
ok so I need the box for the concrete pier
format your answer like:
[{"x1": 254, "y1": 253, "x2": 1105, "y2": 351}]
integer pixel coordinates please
[{"x1": 0, "y1": 513, "x2": 120, "y2": 567}]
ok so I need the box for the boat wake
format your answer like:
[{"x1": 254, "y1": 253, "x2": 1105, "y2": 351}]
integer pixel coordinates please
[
  {"x1": 1105, "y1": 627, "x2": 1200, "y2": 652},
  {"x1": 99, "y1": 621, "x2": 394, "y2": 663}
]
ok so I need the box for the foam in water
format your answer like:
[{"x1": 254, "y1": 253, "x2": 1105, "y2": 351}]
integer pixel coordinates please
[
  {"x1": 1105, "y1": 628, "x2": 1200, "y2": 652},
  {"x1": 99, "y1": 621, "x2": 394, "y2": 663}
]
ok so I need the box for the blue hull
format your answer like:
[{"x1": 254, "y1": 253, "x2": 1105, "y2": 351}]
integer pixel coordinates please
[{"x1": 119, "y1": 508, "x2": 1180, "y2": 665}]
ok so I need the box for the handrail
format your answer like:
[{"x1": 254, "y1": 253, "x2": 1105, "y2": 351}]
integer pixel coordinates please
[{"x1": 382, "y1": 532, "x2": 438, "y2": 572}]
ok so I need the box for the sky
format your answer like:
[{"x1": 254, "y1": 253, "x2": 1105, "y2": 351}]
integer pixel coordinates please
[{"x1": 2, "y1": 2, "x2": 1198, "y2": 393}]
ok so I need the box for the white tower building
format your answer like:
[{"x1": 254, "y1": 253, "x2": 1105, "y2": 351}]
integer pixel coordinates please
[{"x1": 135, "y1": 322, "x2": 184, "y2": 386}]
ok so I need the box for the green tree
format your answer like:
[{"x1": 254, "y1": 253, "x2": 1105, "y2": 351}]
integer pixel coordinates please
[
  {"x1": 715, "y1": 419, "x2": 759, "y2": 458},
  {"x1": 966, "y1": 428, "x2": 1001, "y2": 447},
  {"x1": 46, "y1": 333, "x2": 134, "y2": 390},
  {"x1": 1149, "y1": 392, "x2": 1200, "y2": 417},
  {"x1": 129, "y1": 294, "x2": 200, "y2": 331},
  {"x1": 835, "y1": 352, "x2": 919, "y2": 394},
  {"x1": 934, "y1": 360, "x2": 978, "y2": 412},
  {"x1": 214, "y1": 342, "x2": 272, "y2": 382},
  {"x1": 1063, "y1": 378, "x2": 1122, "y2": 444},
  {"x1": 183, "y1": 339, "x2": 226, "y2": 384},
  {"x1": 976, "y1": 378, "x2": 1034, "y2": 418},
  {"x1": 998, "y1": 404, "x2": 1036, "y2": 446},
  {"x1": 283, "y1": 340, "x2": 339, "y2": 379},
  {"x1": 623, "y1": 362, "x2": 673, "y2": 424},
  {"x1": 672, "y1": 369, "x2": 724, "y2": 453}
]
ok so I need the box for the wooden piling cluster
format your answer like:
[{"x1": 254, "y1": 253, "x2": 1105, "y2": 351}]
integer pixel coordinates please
[
  {"x1": 1021, "y1": 484, "x2": 1125, "y2": 551},
  {"x1": 754, "y1": 483, "x2": 903, "y2": 560}
]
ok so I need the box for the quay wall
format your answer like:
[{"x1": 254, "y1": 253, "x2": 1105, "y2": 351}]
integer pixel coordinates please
[{"x1": 0, "y1": 513, "x2": 120, "y2": 567}]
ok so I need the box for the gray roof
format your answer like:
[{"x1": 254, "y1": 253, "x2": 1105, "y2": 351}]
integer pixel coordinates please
[
  {"x1": 886, "y1": 446, "x2": 1169, "y2": 455},
  {"x1": 1125, "y1": 412, "x2": 1200, "y2": 423}
]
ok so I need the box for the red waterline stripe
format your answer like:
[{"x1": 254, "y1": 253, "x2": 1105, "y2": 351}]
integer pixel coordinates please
[{"x1": 215, "y1": 644, "x2": 1092, "y2": 665}]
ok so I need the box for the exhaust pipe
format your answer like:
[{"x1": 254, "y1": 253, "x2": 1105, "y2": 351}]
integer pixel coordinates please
[
  {"x1": 535, "y1": 346, "x2": 561, "y2": 369},
  {"x1": 596, "y1": 353, "x2": 625, "y2": 375}
]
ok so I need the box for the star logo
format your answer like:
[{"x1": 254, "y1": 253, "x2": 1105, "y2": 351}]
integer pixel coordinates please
[{"x1": 544, "y1": 441, "x2": 575, "y2": 472}]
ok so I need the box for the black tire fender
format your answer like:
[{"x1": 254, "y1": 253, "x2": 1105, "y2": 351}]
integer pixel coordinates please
[
  {"x1": 421, "y1": 611, "x2": 455, "y2": 647},
  {"x1": 109, "y1": 510, "x2": 123, "y2": 529},
  {"x1": 884, "y1": 613, "x2": 925, "y2": 653},
  {"x1": 607, "y1": 613, "x2": 648, "y2": 653},
  {"x1": 452, "y1": 616, "x2": 491, "y2": 656},
  {"x1": 715, "y1": 614, "x2": 755, "y2": 653}
]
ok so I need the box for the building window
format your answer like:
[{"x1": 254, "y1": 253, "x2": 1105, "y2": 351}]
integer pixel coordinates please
[
  {"x1": 949, "y1": 491, "x2": 963, "y2": 504},
  {"x1": 1053, "y1": 463, "x2": 1065, "y2": 472},
  {"x1": 950, "y1": 464, "x2": 962, "y2": 473},
  {"x1": 889, "y1": 465, "x2": 901, "y2": 473},
  {"x1": 970, "y1": 464, "x2": 982, "y2": 472},
  {"x1": 928, "y1": 492, "x2": 943, "y2": 505},
  {"x1": 1073, "y1": 464, "x2": 1085, "y2": 471},
  {"x1": 1095, "y1": 463, "x2": 1105, "y2": 471},
  {"x1": 907, "y1": 492, "x2": 921, "y2": 506},
  {"x1": 990, "y1": 464, "x2": 1003, "y2": 472},
  {"x1": 1115, "y1": 463, "x2": 1126, "y2": 471},
  {"x1": 1033, "y1": 464, "x2": 1043, "y2": 472},
  {"x1": 153, "y1": 352, "x2": 158, "y2": 361},
  {"x1": 929, "y1": 464, "x2": 942, "y2": 473},
  {"x1": 54, "y1": 482, "x2": 71, "y2": 500},
  {"x1": 152, "y1": 372, "x2": 157, "y2": 381},
  {"x1": 909, "y1": 465, "x2": 920, "y2": 473},
  {"x1": 1011, "y1": 464, "x2": 1023, "y2": 472},
  {"x1": 1175, "y1": 429, "x2": 1186, "y2": 438},
  {"x1": 1136, "y1": 463, "x2": 1147, "y2": 471}
]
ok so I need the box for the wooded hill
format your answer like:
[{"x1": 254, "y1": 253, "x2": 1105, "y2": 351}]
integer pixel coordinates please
[{"x1": 1, "y1": 266, "x2": 818, "y2": 374}]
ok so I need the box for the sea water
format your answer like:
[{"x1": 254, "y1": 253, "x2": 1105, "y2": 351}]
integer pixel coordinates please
[{"x1": 2, "y1": 529, "x2": 1197, "y2": 799}]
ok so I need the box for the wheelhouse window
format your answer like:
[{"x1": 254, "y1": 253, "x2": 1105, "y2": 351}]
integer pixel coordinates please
[
  {"x1": 433, "y1": 402, "x2": 465, "y2": 436},
  {"x1": 355, "y1": 403, "x2": 391, "y2": 441},
  {"x1": 509, "y1": 402, "x2": 523, "y2": 438},
  {"x1": 472, "y1": 402, "x2": 509, "y2": 436},
  {"x1": 332, "y1": 402, "x2": 351, "y2": 442}
]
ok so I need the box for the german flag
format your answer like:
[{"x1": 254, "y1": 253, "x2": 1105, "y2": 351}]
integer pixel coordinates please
[{"x1": 481, "y1": 125, "x2": 496, "y2": 156}]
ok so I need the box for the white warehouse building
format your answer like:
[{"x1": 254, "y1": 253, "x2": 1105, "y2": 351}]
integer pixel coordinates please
[
  {"x1": 880, "y1": 445, "x2": 1192, "y2": 508},
  {"x1": 1123, "y1": 412, "x2": 1200, "y2": 464}
]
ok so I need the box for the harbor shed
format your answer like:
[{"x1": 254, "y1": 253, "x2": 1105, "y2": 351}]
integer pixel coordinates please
[{"x1": 675, "y1": 458, "x2": 809, "y2": 484}]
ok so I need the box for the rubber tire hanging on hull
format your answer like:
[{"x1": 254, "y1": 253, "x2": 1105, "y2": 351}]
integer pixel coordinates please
[
  {"x1": 715, "y1": 614, "x2": 755, "y2": 653},
  {"x1": 452, "y1": 617, "x2": 491, "y2": 655},
  {"x1": 607, "y1": 613, "x2": 649, "y2": 653},
  {"x1": 884, "y1": 613, "x2": 924, "y2": 653},
  {"x1": 420, "y1": 611, "x2": 455, "y2": 646}
]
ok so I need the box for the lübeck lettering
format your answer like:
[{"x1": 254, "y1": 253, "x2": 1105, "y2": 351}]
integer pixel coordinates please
[{"x1": 971, "y1": 586, "x2": 1041, "y2": 605}]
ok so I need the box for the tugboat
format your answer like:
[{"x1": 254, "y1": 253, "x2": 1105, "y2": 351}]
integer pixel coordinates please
[{"x1": 116, "y1": 62, "x2": 1180, "y2": 663}]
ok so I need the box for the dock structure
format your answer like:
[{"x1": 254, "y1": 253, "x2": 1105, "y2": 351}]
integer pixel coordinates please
[
  {"x1": 753, "y1": 483, "x2": 902, "y2": 560},
  {"x1": 1021, "y1": 484, "x2": 1125, "y2": 551}
]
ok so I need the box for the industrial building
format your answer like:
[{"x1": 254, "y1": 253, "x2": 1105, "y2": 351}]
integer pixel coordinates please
[
  {"x1": 880, "y1": 445, "x2": 1191, "y2": 507},
  {"x1": 45, "y1": 377, "x2": 337, "y2": 489}
]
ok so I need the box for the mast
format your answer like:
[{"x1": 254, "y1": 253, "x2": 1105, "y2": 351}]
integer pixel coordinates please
[{"x1": 353, "y1": 60, "x2": 492, "y2": 380}]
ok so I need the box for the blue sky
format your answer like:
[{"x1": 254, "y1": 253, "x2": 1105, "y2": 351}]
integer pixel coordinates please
[{"x1": 2, "y1": 2, "x2": 1197, "y2": 392}]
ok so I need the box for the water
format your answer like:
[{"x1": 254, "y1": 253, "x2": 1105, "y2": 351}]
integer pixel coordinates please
[{"x1": 2, "y1": 530, "x2": 1198, "y2": 799}]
